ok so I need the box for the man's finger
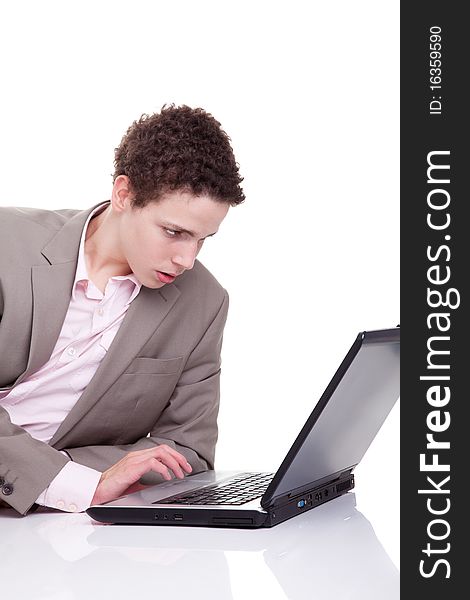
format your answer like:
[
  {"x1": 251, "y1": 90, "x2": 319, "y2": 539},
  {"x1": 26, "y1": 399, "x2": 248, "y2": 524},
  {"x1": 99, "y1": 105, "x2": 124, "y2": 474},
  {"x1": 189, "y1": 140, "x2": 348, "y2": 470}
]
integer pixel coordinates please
[
  {"x1": 154, "y1": 453, "x2": 185, "y2": 479},
  {"x1": 149, "y1": 457, "x2": 172, "y2": 480},
  {"x1": 157, "y1": 446, "x2": 193, "y2": 472},
  {"x1": 135, "y1": 446, "x2": 193, "y2": 473}
]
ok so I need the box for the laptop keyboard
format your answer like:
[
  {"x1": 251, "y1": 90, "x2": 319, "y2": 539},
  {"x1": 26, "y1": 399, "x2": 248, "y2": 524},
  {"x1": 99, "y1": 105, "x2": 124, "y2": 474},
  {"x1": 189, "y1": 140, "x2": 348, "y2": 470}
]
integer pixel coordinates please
[{"x1": 157, "y1": 472, "x2": 274, "y2": 506}]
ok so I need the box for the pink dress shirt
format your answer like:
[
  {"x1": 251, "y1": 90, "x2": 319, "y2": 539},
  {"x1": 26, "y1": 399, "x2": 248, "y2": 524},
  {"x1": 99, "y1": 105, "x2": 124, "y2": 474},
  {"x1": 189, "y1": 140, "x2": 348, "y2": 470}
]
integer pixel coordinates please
[{"x1": 0, "y1": 202, "x2": 142, "y2": 511}]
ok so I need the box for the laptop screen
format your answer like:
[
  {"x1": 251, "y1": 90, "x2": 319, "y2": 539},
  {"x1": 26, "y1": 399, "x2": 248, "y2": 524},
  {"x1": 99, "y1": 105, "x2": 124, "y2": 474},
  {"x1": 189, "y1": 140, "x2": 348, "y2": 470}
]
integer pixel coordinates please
[{"x1": 262, "y1": 328, "x2": 400, "y2": 505}]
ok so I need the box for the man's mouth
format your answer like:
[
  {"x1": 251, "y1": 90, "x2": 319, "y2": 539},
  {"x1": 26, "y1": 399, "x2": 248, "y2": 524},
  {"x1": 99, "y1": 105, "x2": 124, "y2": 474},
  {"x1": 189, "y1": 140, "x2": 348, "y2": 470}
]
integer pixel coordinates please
[{"x1": 155, "y1": 271, "x2": 177, "y2": 284}]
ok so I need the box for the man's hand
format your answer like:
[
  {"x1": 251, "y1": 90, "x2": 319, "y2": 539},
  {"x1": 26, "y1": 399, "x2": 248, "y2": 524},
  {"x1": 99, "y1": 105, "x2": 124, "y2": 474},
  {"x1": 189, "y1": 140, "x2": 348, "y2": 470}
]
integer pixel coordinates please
[{"x1": 91, "y1": 445, "x2": 193, "y2": 506}]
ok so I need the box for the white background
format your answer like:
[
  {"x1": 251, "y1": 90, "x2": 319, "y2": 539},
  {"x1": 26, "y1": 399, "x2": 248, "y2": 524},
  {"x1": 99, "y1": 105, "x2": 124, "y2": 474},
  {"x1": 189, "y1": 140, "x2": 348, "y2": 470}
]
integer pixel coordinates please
[{"x1": 1, "y1": 0, "x2": 399, "y2": 568}]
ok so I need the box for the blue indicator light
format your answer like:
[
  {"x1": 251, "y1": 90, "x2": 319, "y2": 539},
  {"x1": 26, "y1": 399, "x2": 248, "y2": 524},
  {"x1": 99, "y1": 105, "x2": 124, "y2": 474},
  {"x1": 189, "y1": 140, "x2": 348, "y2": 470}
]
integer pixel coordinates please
[{"x1": 297, "y1": 500, "x2": 306, "y2": 508}]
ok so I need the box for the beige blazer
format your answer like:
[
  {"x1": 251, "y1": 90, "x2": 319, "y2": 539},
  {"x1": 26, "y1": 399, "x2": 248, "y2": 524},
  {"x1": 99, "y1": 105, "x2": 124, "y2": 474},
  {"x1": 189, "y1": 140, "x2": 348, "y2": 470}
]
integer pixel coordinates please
[{"x1": 0, "y1": 202, "x2": 229, "y2": 514}]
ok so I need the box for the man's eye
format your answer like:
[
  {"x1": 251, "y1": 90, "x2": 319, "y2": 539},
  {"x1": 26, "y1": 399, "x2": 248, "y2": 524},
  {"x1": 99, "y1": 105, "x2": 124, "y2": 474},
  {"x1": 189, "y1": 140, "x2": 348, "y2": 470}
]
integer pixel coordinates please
[{"x1": 164, "y1": 228, "x2": 180, "y2": 237}]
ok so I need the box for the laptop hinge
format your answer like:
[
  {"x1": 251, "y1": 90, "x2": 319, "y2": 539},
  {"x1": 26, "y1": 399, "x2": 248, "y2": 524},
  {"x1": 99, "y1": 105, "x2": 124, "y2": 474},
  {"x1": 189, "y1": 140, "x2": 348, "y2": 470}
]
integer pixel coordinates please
[{"x1": 263, "y1": 467, "x2": 355, "y2": 509}]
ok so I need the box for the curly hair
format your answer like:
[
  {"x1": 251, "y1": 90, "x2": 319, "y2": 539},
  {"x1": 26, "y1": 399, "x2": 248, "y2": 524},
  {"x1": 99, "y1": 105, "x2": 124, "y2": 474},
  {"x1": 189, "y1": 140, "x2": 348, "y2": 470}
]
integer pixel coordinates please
[{"x1": 113, "y1": 104, "x2": 245, "y2": 208}]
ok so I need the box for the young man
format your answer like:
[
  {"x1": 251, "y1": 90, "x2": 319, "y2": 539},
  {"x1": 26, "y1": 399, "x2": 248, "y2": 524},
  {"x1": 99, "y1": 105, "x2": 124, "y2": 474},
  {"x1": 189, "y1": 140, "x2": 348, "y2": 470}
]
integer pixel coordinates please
[{"x1": 0, "y1": 105, "x2": 245, "y2": 515}]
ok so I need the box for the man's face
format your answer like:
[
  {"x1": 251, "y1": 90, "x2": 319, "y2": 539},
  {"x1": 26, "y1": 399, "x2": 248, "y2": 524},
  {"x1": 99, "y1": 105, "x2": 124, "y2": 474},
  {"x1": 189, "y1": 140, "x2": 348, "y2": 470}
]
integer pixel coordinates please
[{"x1": 117, "y1": 190, "x2": 230, "y2": 288}]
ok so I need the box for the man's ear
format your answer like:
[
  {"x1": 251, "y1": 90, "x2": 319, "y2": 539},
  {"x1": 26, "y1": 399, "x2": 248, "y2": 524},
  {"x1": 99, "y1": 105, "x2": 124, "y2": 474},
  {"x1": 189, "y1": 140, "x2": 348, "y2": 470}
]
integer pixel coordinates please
[{"x1": 111, "y1": 175, "x2": 134, "y2": 213}]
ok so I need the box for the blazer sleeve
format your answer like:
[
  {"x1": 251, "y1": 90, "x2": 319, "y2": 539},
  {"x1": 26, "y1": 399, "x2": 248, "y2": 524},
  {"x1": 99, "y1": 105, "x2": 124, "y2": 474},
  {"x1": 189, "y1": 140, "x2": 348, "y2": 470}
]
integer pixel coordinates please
[
  {"x1": 0, "y1": 409, "x2": 69, "y2": 514},
  {"x1": 62, "y1": 291, "x2": 229, "y2": 485},
  {"x1": 0, "y1": 278, "x2": 3, "y2": 320}
]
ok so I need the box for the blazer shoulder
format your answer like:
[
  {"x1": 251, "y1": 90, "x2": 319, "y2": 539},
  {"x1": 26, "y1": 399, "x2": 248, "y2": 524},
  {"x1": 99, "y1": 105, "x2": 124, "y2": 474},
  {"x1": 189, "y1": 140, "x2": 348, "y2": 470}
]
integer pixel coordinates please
[
  {"x1": 0, "y1": 206, "x2": 81, "y2": 267},
  {"x1": 0, "y1": 206, "x2": 80, "y2": 234},
  {"x1": 175, "y1": 260, "x2": 228, "y2": 307}
]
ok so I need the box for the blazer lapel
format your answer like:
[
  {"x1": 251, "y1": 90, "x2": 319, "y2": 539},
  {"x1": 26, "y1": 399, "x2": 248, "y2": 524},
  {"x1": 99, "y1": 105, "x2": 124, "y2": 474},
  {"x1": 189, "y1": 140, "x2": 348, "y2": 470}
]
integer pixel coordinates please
[
  {"x1": 49, "y1": 282, "x2": 181, "y2": 447},
  {"x1": 25, "y1": 262, "x2": 78, "y2": 378},
  {"x1": 22, "y1": 204, "x2": 106, "y2": 382}
]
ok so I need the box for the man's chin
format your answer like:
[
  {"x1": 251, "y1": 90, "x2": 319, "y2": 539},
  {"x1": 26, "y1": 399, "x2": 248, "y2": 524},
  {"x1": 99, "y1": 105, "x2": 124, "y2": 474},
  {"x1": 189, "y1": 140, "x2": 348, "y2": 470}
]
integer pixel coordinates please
[{"x1": 144, "y1": 278, "x2": 166, "y2": 289}]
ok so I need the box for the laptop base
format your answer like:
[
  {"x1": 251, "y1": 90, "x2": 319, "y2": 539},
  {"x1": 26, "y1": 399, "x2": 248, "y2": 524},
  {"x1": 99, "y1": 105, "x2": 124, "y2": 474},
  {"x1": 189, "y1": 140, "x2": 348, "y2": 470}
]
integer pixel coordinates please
[{"x1": 87, "y1": 474, "x2": 355, "y2": 529}]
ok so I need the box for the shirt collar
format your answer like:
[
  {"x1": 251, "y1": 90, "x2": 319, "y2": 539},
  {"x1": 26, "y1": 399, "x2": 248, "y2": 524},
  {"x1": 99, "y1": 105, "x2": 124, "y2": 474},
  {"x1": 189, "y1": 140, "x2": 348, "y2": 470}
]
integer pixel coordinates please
[{"x1": 72, "y1": 202, "x2": 142, "y2": 301}]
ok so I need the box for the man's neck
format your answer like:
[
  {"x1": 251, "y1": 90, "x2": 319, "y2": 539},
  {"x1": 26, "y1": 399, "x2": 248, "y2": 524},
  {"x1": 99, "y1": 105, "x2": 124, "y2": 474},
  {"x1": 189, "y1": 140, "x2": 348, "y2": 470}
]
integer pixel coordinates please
[{"x1": 84, "y1": 205, "x2": 132, "y2": 293}]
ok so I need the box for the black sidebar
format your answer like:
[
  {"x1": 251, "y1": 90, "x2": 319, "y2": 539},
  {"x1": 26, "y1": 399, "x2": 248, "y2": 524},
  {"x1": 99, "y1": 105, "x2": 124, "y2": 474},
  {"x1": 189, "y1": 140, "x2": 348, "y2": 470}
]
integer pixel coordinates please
[{"x1": 401, "y1": 2, "x2": 467, "y2": 597}]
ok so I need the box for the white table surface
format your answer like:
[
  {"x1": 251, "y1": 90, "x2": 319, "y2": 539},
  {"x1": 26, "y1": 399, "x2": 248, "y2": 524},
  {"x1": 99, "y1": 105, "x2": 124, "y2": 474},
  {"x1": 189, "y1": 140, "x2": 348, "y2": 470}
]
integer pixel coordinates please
[{"x1": 1, "y1": 490, "x2": 399, "y2": 600}]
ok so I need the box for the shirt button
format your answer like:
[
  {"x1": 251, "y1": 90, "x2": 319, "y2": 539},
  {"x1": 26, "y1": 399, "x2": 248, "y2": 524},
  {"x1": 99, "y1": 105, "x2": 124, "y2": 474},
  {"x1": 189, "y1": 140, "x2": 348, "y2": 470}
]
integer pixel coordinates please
[
  {"x1": 67, "y1": 347, "x2": 76, "y2": 357},
  {"x1": 69, "y1": 504, "x2": 78, "y2": 512},
  {"x1": 56, "y1": 500, "x2": 65, "y2": 509},
  {"x1": 97, "y1": 308, "x2": 104, "y2": 316}
]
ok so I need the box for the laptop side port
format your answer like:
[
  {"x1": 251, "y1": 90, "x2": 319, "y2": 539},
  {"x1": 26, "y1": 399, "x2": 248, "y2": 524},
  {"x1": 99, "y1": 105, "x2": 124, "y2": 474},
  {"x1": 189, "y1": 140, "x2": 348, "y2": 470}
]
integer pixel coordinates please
[{"x1": 174, "y1": 514, "x2": 183, "y2": 521}]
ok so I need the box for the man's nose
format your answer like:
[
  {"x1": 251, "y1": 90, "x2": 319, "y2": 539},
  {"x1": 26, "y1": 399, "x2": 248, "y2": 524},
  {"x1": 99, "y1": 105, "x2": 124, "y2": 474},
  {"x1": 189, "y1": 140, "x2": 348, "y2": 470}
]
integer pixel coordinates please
[{"x1": 173, "y1": 243, "x2": 198, "y2": 270}]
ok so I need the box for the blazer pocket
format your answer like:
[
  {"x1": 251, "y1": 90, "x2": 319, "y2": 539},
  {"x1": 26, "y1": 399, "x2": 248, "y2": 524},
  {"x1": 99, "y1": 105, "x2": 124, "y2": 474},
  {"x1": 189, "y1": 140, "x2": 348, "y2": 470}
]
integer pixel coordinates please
[
  {"x1": 124, "y1": 356, "x2": 184, "y2": 375},
  {"x1": 113, "y1": 358, "x2": 184, "y2": 444}
]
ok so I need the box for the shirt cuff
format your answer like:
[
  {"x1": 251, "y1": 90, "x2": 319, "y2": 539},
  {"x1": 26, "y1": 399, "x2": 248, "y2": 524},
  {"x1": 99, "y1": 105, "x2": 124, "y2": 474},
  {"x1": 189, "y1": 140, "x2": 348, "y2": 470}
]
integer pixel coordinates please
[{"x1": 36, "y1": 461, "x2": 102, "y2": 512}]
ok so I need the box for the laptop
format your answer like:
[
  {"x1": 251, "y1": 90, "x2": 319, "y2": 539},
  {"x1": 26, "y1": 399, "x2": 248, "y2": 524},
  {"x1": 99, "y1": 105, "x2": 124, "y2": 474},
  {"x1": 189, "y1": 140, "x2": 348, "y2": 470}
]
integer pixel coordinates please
[{"x1": 87, "y1": 326, "x2": 400, "y2": 528}]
